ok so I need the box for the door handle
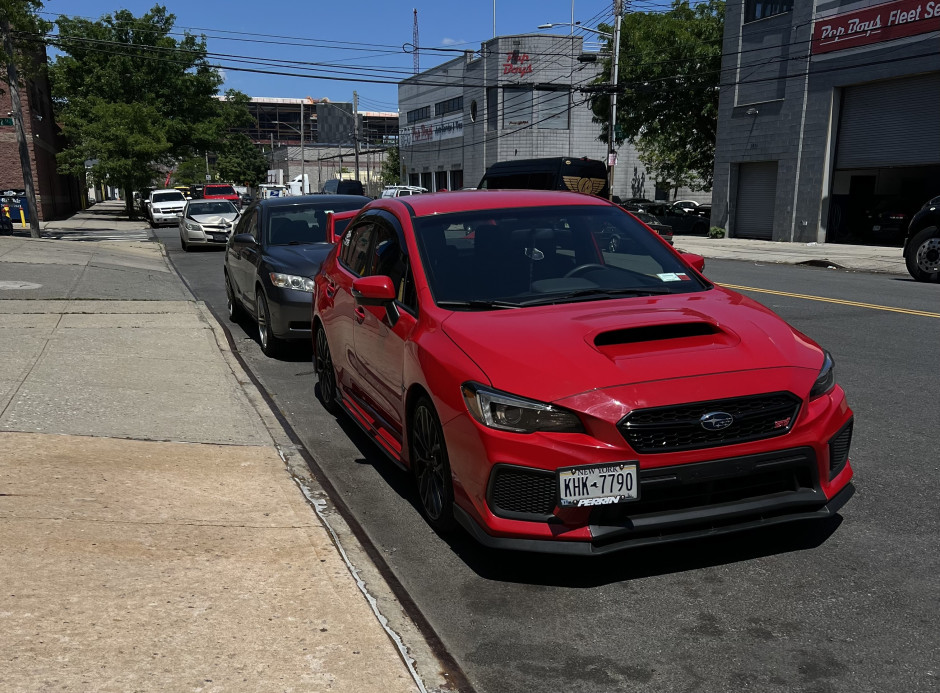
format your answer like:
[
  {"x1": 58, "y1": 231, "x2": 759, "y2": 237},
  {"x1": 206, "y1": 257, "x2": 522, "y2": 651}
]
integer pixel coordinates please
[{"x1": 354, "y1": 306, "x2": 366, "y2": 324}]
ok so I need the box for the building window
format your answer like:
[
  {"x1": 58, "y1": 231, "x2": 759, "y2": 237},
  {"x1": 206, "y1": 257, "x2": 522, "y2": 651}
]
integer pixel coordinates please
[
  {"x1": 420, "y1": 172, "x2": 433, "y2": 190},
  {"x1": 407, "y1": 106, "x2": 430, "y2": 124},
  {"x1": 486, "y1": 87, "x2": 498, "y2": 131},
  {"x1": 536, "y1": 88, "x2": 569, "y2": 130},
  {"x1": 409, "y1": 173, "x2": 420, "y2": 187},
  {"x1": 744, "y1": 0, "x2": 793, "y2": 21},
  {"x1": 503, "y1": 87, "x2": 532, "y2": 128},
  {"x1": 434, "y1": 171, "x2": 448, "y2": 191},
  {"x1": 450, "y1": 170, "x2": 464, "y2": 190},
  {"x1": 434, "y1": 97, "x2": 463, "y2": 117}
]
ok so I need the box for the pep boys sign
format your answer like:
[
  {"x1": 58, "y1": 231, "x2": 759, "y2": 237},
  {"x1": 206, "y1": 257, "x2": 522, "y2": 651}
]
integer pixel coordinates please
[{"x1": 812, "y1": 0, "x2": 940, "y2": 54}]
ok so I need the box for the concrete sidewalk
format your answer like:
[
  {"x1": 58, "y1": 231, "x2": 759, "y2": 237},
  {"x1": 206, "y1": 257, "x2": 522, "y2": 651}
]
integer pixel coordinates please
[{"x1": 0, "y1": 202, "x2": 436, "y2": 692}]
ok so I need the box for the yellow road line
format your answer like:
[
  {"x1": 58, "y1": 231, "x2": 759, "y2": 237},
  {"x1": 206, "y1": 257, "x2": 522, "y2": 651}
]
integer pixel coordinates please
[{"x1": 719, "y1": 283, "x2": 940, "y2": 319}]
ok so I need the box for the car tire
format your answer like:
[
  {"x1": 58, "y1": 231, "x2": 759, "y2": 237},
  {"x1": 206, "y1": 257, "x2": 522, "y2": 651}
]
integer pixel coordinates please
[
  {"x1": 607, "y1": 234, "x2": 621, "y2": 253},
  {"x1": 904, "y1": 226, "x2": 940, "y2": 282},
  {"x1": 180, "y1": 233, "x2": 190, "y2": 252},
  {"x1": 314, "y1": 325, "x2": 341, "y2": 415},
  {"x1": 410, "y1": 396, "x2": 456, "y2": 533},
  {"x1": 224, "y1": 272, "x2": 243, "y2": 322},
  {"x1": 255, "y1": 289, "x2": 283, "y2": 357}
]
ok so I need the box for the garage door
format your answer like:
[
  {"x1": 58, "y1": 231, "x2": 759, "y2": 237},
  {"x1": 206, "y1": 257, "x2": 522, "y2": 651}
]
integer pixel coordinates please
[
  {"x1": 837, "y1": 73, "x2": 940, "y2": 169},
  {"x1": 735, "y1": 161, "x2": 778, "y2": 240}
]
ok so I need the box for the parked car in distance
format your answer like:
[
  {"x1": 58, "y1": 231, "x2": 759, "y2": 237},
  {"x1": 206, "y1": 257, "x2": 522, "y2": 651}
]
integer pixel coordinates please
[
  {"x1": 902, "y1": 194, "x2": 940, "y2": 282},
  {"x1": 173, "y1": 185, "x2": 193, "y2": 200},
  {"x1": 224, "y1": 194, "x2": 370, "y2": 356},
  {"x1": 636, "y1": 201, "x2": 710, "y2": 235},
  {"x1": 178, "y1": 199, "x2": 239, "y2": 251},
  {"x1": 478, "y1": 157, "x2": 609, "y2": 199},
  {"x1": 861, "y1": 198, "x2": 911, "y2": 245},
  {"x1": 381, "y1": 185, "x2": 428, "y2": 198},
  {"x1": 202, "y1": 183, "x2": 242, "y2": 207},
  {"x1": 312, "y1": 189, "x2": 855, "y2": 554},
  {"x1": 321, "y1": 179, "x2": 365, "y2": 196},
  {"x1": 147, "y1": 189, "x2": 187, "y2": 227}
]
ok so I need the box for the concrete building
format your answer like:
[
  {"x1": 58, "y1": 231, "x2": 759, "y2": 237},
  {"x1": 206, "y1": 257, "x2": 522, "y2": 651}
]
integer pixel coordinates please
[
  {"x1": 267, "y1": 144, "x2": 390, "y2": 197},
  {"x1": 1, "y1": 54, "x2": 83, "y2": 221},
  {"x1": 398, "y1": 33, "x2": 709, "y2": 202},
  {"x1": 711, "y1": 0, "x2": 940, "y2": 243}
]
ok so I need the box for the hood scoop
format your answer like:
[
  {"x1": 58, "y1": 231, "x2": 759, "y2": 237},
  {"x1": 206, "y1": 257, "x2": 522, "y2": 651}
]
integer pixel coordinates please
[{"x1": 595, "y1": 322, "x2": 719, "y2": 346}]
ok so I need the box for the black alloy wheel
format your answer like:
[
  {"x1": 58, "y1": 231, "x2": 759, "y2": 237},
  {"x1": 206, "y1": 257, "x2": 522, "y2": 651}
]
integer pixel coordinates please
[
  {"x1": 410, "y1": 396, "x2": 456, "y2": 533},
  {"x1": 255, "y1": 290, "x2": 282, "y2": 357},
  {"x1": 314, "y1": 326, "x2": 341, "y2": 415},
  {"x1": 905, "y1": 227, "x2": 940, "y2": 282},
  {"x1": 607, "y1": 234, "x2": 621, "y2": 253},
  {"x1": 224, "y1": 272, "x2": 243, "y2": 321}
]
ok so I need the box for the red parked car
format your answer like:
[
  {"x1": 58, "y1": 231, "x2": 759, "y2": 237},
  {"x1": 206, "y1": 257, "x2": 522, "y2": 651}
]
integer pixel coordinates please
[
  {"x1": 202, "y1": 183, "x2": 242, "y2": 207},
  {"x1": 313, "y1": 190, "x2": 854, "y2": 554}
]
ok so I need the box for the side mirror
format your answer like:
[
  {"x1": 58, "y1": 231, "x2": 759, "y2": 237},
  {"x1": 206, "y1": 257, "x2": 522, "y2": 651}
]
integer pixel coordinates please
[
  {"x1": 231, "y1": 233, "x2": 256, "y2": 245},
  {"x1": 680, "y1": 252, "x2": 706, "y2": 273},
  {"x1": 352, "y1": 275, "x2": 399, "y2": 325}
]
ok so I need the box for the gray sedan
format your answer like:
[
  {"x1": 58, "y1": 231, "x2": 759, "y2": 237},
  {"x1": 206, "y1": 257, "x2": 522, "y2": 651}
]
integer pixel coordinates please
[{"x1": 178, "y1": 200, "x2": 240, "y2": 251}]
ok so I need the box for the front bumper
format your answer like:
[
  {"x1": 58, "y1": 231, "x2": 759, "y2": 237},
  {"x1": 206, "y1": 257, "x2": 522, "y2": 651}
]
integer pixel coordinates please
[
  {"x1": 443, "y1": 381, "x2": 854, "y2": 554},
  {"x1": 264, "y1": 286, "x2": 313, "y2": 340},
  {"x1": 152, "y1": 209, "x2": 183, "y2": 224},
  {"x1": 182, "y1": 225, "x2": 231, "y2": 245}
]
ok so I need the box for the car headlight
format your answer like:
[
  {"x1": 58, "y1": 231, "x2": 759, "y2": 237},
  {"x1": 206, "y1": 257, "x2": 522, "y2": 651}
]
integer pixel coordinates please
[
  {"x1": 461, "y1": 382, "x2": 584, "y2": 434},
  {"x1": 184, "y1": 220, "x2": 201, "y2": 232},
  {"x1": 269, "y1": 272, "x2": 315, "y2": 292},
  {"x1": 810, "y1": 351, "x2": 835, "y2": 400}
]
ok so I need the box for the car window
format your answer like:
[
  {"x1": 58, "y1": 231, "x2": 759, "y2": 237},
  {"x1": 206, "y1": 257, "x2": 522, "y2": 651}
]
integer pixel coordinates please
[
  {"x1": 367, "y1": 218, "x2": 417, "y2": 311},
  {"x1": 243, "y1": 210, "x2": 259, "y2": 241},
  {"x1": 188, "y1": 201, "x2": 237, "y2": 216},
  {"x1": 205, "y1": 185, "x2": 236, "y2": 196},
  {"x1": 340, "y1": 222, "x2": 374, "y2": 276},
  {"x1": 413, "y1": 205, "x2": 708, "y2": 307},
  {"x1": 153, "y1": 192, "x2": 185, "y2": 203},
  {"x1": 267, "y1": 201, "x2": 365, "y2": 245}
]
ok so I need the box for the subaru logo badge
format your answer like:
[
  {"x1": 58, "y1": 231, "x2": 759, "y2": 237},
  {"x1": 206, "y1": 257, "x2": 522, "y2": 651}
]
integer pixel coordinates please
[{"x1": 700, "y1": 411, "x2": 734, "y2": 431}]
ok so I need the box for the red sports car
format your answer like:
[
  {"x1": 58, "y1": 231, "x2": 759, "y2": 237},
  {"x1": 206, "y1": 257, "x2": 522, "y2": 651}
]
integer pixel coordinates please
[{"x1": 313, "y1": 191, "x2": 854, "y2": 555}]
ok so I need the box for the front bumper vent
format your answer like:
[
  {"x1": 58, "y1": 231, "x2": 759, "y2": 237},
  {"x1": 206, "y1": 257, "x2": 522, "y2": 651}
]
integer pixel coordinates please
[
  {"x1": 620, "y1": 392, "x2": 802, "y2": 453},
  {"x1": 828, "y1": 418, "x2": 853, "y2": 479},
  {"x1": 488, "y1": 465, "x2": 556, "y2": 520}
]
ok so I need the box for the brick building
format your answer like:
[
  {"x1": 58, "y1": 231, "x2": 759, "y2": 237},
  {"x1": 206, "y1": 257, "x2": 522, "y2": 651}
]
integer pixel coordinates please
[
  {"x1": 711, "y1": 0, "x2": 940, "y2": 243},
  {"x1": 398, "y1": 33, "x2": 709, "y2": 202},
  {"x1": 1, "y1": 58, "x2": 83, "y2": 221}
]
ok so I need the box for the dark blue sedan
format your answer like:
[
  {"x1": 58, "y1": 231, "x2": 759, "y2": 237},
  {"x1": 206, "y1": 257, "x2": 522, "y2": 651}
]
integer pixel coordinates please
[{"x1": 224, "y1": 194, "x2": 370, "y2": 356}]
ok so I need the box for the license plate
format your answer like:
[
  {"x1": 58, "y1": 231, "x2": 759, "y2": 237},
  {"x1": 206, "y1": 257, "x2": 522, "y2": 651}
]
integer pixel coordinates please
[{"x1": 558, "y1": 462, "x2": 639, "y2": 507}]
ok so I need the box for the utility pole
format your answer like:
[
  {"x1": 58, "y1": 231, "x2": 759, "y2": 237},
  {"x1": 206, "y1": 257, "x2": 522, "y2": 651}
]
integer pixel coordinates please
[
  {"x1": 353, "y1": 91, "x2": 360, "y2": 182},
  {"x1": 607, "y1": 0, "x2": 623, "y2": 201},
  {"x1": 300, "y1": 100, "x2": 306, "y2": 193},
  {"x1": 2, "y1": 15, "x2": 40, "y2": 238}
]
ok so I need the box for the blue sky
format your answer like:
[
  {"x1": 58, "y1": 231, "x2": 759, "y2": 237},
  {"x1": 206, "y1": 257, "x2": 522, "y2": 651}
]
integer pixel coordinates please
[{"x1": 40, "y1": 0, "x2": 640, "y2": 111}]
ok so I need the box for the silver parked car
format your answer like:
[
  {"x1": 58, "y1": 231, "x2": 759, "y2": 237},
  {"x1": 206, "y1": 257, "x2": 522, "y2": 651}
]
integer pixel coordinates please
[{"x1": 178, "y1": 199, "x2": 240, "y2": 251}]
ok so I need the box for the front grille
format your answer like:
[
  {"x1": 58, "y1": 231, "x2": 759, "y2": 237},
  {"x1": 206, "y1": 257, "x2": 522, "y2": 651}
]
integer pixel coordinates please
[
  {"x1": 620, "y1": 392, "x2": 801, "y2": 453},
  {"x1": 828, "y1": 419, "x2": 853, "y2": 479},
  {"x1": 590, "y1": 448, "x2": 817, "y2": 525},
  {"x1": 488, "y1": 465, "x2": 556, "y2": 519}
]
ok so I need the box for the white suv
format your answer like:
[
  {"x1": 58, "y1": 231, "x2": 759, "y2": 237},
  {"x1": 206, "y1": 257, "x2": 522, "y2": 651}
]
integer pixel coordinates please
[
  {"x1": 147, "y1": 189, "x2": 187, "y2": 227},
  {"x1": 380, "y1": 185, "x2": 427, "y2": 198}
]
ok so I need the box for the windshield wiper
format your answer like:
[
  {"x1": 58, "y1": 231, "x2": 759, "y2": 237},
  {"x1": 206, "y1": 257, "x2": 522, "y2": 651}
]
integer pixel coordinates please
[
  {"x1": 519, "y1": 287, "x2": 674, "y2": 306},
  {"x1": 436, "y1": 299, "x2": 521, "y2": 310}
]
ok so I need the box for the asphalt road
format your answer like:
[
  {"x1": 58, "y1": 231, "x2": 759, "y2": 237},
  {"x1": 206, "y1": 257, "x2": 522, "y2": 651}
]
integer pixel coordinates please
[{"x1": 157, "y1": 226, "x2": 940, "y2": 693}]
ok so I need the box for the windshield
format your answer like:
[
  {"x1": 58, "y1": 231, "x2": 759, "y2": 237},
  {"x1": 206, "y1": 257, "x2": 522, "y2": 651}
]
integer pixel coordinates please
[
  {"x1": 266, "y1": 201, "x2": 365, "y2": 245},
  {"x1": 205, "y1": 185, "x2": 236, "y2": 196},
  {"x1": 413, "y1": 205, "x2": 708, "y2": 308},
  {"x1": 153, "y1": 192, "x2": 185, "y2": 203},
  {"x1": 188, "y1": 201, "x2": 237, "y2": 216}
]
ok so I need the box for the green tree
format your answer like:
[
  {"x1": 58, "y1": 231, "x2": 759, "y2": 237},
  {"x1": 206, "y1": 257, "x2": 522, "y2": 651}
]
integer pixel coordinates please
[
  {"x1": 591, "y1": 0, "x2": 724, "y2": 192},
  {"x1": 172, "y1": 156, "x2": 214, "y2": 186},
  {"x1": 50, "y1": 5, "x2": 223, "y2": 216},
  {"x1": 216, "y1": 133, "x2": 268, "y2": 186},
  {"x1": 380, "y1": 146, "x2": 401, "y2": 185}
]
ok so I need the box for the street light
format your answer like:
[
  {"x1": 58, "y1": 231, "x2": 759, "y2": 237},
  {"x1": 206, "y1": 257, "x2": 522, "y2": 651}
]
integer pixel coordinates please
[{"x1": 539, "y1": 7, "x2": 622, "y2": 201}]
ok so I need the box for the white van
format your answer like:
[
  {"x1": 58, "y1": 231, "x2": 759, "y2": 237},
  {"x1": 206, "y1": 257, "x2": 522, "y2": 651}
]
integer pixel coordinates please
[{"x1": 380, "y1": 185, "x2": 427, "y2": 198}]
